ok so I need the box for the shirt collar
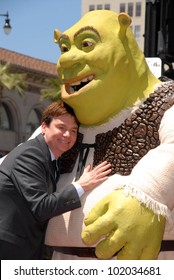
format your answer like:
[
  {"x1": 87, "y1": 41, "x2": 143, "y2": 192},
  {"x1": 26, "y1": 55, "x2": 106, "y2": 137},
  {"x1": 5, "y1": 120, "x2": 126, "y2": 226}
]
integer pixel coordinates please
[{"x1": 49, "y1": 148, "x2": 56, "y2": 161}]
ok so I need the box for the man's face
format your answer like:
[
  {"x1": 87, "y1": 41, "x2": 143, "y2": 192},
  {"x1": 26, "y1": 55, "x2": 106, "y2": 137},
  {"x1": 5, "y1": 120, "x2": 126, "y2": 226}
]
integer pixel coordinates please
[{"x1": 41, "y1": 113, "x2": 78, "y2": 158}]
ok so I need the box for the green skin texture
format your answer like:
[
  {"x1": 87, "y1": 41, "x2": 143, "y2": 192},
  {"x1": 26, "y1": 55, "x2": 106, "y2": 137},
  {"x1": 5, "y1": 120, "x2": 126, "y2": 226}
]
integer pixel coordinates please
[
  {"x1": 54, "y1": 10, "x2": 165, "y2": 259},
  {"x1": 56, "y1": 10, "x2": 159, "y2": 126}
]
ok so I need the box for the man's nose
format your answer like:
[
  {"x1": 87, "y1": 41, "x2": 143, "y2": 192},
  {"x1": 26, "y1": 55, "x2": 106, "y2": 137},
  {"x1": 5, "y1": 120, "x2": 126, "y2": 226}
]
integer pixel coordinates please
[{"x1": 63, "y1": 130, "x2": 70, "y2": 137}]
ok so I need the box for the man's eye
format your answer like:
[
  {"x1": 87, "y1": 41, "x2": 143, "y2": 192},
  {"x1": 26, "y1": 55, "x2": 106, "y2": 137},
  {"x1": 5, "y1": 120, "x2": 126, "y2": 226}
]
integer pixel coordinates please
[
  {"x1": 72, "y1": 129, "x2": 78, "y2": 134},
  {"x1": 58, "y1": 126, "x2": 64, "y2": 130}
]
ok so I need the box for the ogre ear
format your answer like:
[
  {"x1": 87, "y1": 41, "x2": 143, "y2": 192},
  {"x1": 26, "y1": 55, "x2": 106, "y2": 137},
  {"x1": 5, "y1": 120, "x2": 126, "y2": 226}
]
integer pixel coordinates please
[
  {"x1": 54, "y1": 29, "x2": 61, "y2": 44},
  {"x1": 118, "y1": 13, "x2": 132, "y2": 38}
]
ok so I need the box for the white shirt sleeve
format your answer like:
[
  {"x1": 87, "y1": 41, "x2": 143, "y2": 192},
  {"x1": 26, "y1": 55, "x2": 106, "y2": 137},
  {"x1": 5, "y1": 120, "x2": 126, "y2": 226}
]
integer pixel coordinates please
[{"x1": 72, "y1": 182, "x2": 85, "y2": 197}]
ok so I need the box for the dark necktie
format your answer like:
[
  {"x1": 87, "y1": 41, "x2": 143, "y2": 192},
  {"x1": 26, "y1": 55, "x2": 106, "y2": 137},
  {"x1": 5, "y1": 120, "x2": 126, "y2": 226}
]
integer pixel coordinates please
[
  {"x1": 52, "y1": 159, "x2": 60, "y2": 183},
  {"x1": 75, "y1": 143, "x2": 96, "y2": 180}
]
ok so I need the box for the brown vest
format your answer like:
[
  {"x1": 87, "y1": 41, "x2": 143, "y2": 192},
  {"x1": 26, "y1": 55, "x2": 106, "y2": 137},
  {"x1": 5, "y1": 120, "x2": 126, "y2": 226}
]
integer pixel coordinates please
[{"x1": 60, "y1": 80, "x2": 174, "y2": 176}]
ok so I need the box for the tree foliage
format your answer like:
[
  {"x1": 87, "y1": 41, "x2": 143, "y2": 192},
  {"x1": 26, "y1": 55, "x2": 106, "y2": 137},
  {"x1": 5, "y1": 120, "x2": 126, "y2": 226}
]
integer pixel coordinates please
[
  {"x1": 0, "y1": 62, "x2": 27, "y2": 96},
  {"x1": 40, "y1": 77, "x2": 61, "y2": 102}
]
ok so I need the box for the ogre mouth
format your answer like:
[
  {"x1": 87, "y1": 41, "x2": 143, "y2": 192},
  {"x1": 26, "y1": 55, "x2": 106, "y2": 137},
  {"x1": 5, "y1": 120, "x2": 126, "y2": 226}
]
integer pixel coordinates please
[{"x1": 66, "y1": 75, "x2": 94, "y2": 94}]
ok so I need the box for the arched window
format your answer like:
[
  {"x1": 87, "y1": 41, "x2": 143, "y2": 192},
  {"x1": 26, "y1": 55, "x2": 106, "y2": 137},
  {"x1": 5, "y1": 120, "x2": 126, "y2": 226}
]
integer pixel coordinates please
[
  {"x1": 0, "y1": 103, "x2": 11, "y2": 130},
  {"x1": 26, "y1": 108, "x2": 42, "y2": 135}
]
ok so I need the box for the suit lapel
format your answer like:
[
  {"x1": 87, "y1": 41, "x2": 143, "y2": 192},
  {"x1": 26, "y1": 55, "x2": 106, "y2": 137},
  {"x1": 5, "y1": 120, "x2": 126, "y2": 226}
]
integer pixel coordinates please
[{"x1": 36, "y1": 133, "x2": 57, "y2": 193}]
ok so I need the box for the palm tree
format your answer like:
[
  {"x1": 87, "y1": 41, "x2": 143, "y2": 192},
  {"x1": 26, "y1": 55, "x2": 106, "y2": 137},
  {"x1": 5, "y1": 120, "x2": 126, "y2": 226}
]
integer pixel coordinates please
[
  {"x1": 0, "y1": 62, "x2": 27, "y2": 95},
  {"x1": 40, "y1": 77, "x2": 61, "y2": 102},
  {"x1": 0, "y1": 62, "x2": 27, "y2": 127}
]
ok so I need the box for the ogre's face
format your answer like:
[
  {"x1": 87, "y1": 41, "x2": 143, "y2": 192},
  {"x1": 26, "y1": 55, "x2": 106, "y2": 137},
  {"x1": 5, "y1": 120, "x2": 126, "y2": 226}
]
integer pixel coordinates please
[{"x1": 55, "y1": 11, "x2": 151, "y2": 126}]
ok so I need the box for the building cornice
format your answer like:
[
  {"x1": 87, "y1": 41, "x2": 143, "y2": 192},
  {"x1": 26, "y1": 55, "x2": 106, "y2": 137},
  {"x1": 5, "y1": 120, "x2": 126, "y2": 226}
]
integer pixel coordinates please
[{"x1": 0, "y1": 48, "x2": 58, "y2": 93}]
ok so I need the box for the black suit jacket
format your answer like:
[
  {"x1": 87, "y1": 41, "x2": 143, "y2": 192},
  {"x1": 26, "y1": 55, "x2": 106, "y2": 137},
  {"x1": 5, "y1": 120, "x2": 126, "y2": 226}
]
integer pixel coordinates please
[{"x1": 0, "y1": 133, "x2": 81, "y2": 259}]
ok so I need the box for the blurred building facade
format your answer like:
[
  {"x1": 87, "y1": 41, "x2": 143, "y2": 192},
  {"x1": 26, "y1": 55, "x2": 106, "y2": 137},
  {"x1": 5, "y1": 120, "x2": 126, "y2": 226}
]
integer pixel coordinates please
[
  {"x1": 0, "y1": 48, "x2": 57, "y2": 156},
  {"x1": 81, "y1": 0, "x2": 174, "y2": 77},
  {"x1": 81, "y1": 0, "x2": 146, "y2": 51},
  {"x1": 144, "y1": 0, "x2": 174, "y2": 78}
]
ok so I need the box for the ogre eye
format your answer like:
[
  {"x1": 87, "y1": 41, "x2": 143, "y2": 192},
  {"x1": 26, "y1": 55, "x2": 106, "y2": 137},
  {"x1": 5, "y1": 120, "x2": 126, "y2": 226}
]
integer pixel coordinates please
[
  {"x1": 60, "y1": 44, "x2": 69, "y2": 53},
  {"x1": 82, "y1": 41, "x2": 93, "y2": 48}
]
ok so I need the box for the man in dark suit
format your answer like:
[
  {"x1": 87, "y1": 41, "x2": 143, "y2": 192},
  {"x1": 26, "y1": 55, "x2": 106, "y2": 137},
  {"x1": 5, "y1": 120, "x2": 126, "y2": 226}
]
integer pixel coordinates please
[{"x1": 0, "y1": 101, "x2": 111, "y2": 260}]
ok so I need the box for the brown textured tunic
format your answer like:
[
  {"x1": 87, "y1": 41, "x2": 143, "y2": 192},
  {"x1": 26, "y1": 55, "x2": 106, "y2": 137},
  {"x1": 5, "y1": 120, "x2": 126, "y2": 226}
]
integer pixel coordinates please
[{"x1": 60, "y1": 80, "x2": 174, "y2": 176}]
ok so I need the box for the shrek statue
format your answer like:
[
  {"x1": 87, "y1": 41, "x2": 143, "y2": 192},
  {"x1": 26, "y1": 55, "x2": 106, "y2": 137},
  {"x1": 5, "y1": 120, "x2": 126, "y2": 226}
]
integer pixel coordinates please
[{"x1": 36, "y1": 10, "x2": 174, "y2": 259}]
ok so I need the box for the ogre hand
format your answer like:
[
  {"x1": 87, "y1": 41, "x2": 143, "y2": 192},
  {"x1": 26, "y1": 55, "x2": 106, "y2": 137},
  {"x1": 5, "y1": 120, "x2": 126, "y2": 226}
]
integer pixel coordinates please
[{"x1": 81, "y1": 189, "x2": 166, "y2": 260}]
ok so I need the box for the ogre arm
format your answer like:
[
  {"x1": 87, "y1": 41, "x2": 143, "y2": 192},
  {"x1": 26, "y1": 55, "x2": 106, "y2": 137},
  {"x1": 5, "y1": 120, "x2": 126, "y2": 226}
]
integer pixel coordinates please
[{"x1": 82, "y1": 105, "x2": 174, "y2": 260}]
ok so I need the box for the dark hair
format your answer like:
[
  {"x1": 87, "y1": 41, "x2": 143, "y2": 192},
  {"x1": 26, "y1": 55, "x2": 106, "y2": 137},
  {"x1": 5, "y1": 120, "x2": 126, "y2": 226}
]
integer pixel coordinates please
[{"x1": 41, "y1": 101, "x2": 79, "y2": 126}]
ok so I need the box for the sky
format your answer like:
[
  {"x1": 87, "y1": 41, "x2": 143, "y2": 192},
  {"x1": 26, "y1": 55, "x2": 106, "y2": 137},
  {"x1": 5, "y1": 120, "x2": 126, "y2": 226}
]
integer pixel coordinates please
[{"x1": 0, "y1": 0, "x2": 82, "y2": 63}]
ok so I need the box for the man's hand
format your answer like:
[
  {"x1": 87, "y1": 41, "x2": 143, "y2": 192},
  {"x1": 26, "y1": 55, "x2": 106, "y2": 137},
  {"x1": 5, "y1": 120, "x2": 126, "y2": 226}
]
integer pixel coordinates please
[
  {"x1": 76, "y1": 161, "x2": 111, "y2": 191},
  {"x1": 81, "y1": 189, "x2": 166, "y2": 259}
]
